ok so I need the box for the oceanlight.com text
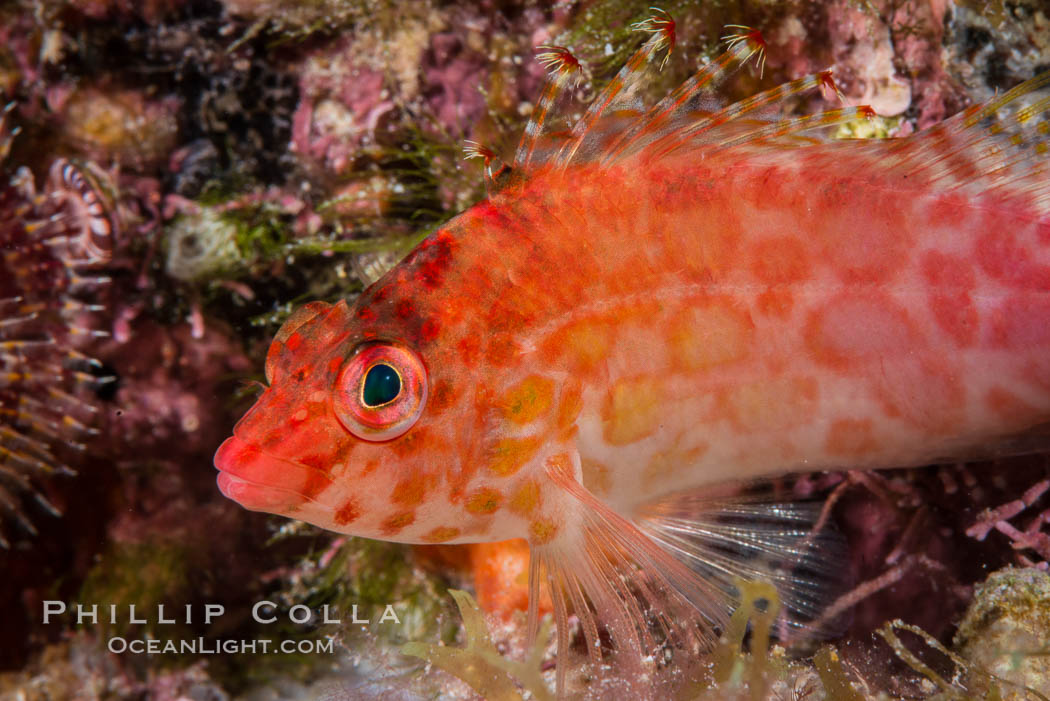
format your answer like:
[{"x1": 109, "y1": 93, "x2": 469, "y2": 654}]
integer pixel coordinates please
[{"x1": 107, "y1": 637, "x2": 336, "y2": 655}]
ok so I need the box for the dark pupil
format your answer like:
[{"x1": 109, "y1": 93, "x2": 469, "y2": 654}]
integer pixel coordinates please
[{"x1": 362, "y1": 363, "x2": 401, "y2": 407}]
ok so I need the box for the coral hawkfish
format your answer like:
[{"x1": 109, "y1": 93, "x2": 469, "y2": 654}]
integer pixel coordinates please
[{"x1": 215, "y1": 13, "x2": 1050, "y2": 696}]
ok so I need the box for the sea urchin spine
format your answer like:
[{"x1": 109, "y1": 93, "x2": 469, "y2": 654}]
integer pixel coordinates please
[{"x1": 0, "y1": 157, "x2": 115, "y2": 548}]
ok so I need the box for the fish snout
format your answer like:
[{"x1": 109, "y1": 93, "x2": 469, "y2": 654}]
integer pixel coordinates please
[{"x1": 214, "y1": 435, "x2": 331, "y2": 513}]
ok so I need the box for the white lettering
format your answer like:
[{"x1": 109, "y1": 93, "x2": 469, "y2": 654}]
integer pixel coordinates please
[
  {"x1": 77, "y1": 604, "x2": 98, "y2": 625},
  {"x1": 157, "y1": 604, "x2": 174, "y2": 624},
  {"x1": 42, "y1": 601, "x2": 65, "y2": 624},
  {"x1": 128, "y1": 605, "x2": 145, "y2": 624},
  {"x1": 204, "y1": 604, "x2": 224, "y2": 624},
  {"x1": 252, "y1": 600, "x2": 277, "y2": 624},
  {"x1": 321, "y1": 604, "x2": 340, "y2": 624},
  {"x1": 289, "y1": 604, "x2": 311, "y2": 624},
  {"x1": 379, "y1": 605, "x2": 401, "y2": 624},
  {"x1": 108, "y1": 636, "x2": 127, "y2": 653},
  {"x1": 351, "y1": 604, "x2": 369, "y2": 624}
]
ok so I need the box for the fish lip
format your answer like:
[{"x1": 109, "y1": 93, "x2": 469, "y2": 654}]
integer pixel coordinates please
[
  {"x1": 215, "y1": 470, "x2": 302, "y2": 512},
  {"x1": 213, "y1": 434, "x2": 258, "y2": 479},
  {"x1": 214, "y1": 435, "x2": 332, "y2": 512}
]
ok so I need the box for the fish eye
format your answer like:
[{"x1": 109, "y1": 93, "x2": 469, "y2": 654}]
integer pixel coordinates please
[
  {"x1": 333, "y1": 342, "x2": 427, "y2": 441},
  {"x1": 361, "y1": 363, "x2": 401, "y2": 407}
]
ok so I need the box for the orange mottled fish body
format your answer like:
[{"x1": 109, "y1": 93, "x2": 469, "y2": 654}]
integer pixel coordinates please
[
  {"x1": 215, "y1": 16, "x2": 1050, "y2": 694},
  {"x1": 219, "y1": 147, "x2": 1050, "y2": 542}
]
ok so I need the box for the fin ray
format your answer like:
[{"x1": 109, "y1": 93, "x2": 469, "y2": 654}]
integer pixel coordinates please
[
  {"x1": 555, "y1": 9, "x2": 676, "y2": 166},
  {"x1": 869, "y1": 70, "x2": 1050, "y2": 214},
  {"x1": 527, "y1": 455, "x2": 728, "y2": 696},
  {"x1": 514, "y1": 46, "x2": 584, "y2": 171},
  {"x1": 598, "y1": 25, "x2": 767, "y2": 164},
  {"x1": 637, "y1": 487, "x2": 850, "y2": 637}
]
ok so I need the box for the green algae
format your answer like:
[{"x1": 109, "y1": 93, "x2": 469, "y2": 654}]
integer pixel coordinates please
[
  {"x1": 77, "y1": 540, "x2": 192, "y2": 641},
  {"x1": 275, "y1": 536, "x2": 459, "y2": 648},
  {"x1": 814, "y1": 645, "x2": 866, "y2": 701},
  {"x1": 403, "y1": 575, "x2": 1050, "y2": 700},
  {"x1": 877, "y1": 618, "x2": 1050, "y2": 701},
  {"x1": 698, "y1": 578, "x2": 832, "y2": 700},
  {"x1": 868, "y1": 567, "x2": 1050, "y2": 701},
  {"x1": 402, "y1": 589, "x2": 554, "y2": 701}
]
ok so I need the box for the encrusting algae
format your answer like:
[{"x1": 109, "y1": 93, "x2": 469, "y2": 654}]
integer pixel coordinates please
[{"x1": 214, "y1": 7, "x2": 1050, "y2": 698}]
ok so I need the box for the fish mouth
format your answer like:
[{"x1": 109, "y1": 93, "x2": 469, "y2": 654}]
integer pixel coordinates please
[{"x1": 214, "y1": 435, "x2": 333, "y2": 512}]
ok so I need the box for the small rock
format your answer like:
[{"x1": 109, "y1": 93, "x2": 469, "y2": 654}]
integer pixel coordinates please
[{"x1": 954, "y1": 567, "x2": 1050, "y2": 699}]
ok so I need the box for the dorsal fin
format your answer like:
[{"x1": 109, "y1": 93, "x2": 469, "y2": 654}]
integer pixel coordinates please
[
  {"x1": 519, "y1": 13, "x2": 864, "y2": 171},
  {"x1": 511, "y1": 9, "x2": 1049, "y2": 218},
  {"x1": 861, "y1": 69, "x2": 1050, "y2": 215},
  {"x1": 639, "y1": 69, "x2": 848, "y2": 161},
  {"x1": 513, "y1": 46, "x2": 583, "y2": 171},
  {"x1": 513, "y1": 10, "x2": 678, "y2": 173},
  {"x1": 463, "y1": 140, "x2": 509, "y2": 191},
  {"x1": 553, "y1": 9, "x2": 677, "y2": 166},
  {"x1": 597, "y1": 25, "x2": 767, "y2": 164},
  {"x1": 696, "y1": 103, "x2": 878, "y2": 156}
]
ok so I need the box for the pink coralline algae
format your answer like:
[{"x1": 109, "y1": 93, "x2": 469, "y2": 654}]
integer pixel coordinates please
[
  {"x1": 291, "y1": 41, "x2": 395, "y2": 177},
  {"x1": 420, "y1": 31, "x2": 490, "y2": 136},
  {"x1": 0, "y1": 159, "x2": 114, "y2": 548},
  {"x1": 763, "y1": 0, "x2": 963, "y2": 132},
  {"x1": 100, "y1": 318, "x2": 251, "y2": 460},
  {"x1": 968, "y1": 476, "x2": 1050, "y2": 567}
]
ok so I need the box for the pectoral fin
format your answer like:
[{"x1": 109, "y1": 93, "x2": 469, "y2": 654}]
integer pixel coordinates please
[
  {"x1": 527, "y1": 455, "x2": 730, "y2": 696},
  {"x1": 526, "y1": 457, "x2": 846, "y2": 696},
  {"x1": 636, "y1": 484, "x2": 849, "y2": 639}
]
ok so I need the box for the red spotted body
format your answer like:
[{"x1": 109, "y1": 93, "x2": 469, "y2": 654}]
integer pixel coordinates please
[{"x1": 215, "y1": 15, "x2": 1050, "y2": 695}]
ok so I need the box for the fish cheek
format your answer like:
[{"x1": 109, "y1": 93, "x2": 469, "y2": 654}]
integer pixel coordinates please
[{"x1": 296, "y1": 435, "x2": 356, "y2": 478}]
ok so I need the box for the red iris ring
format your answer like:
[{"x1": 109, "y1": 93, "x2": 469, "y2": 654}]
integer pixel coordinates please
[{"x1": 332, "y1": 342, "x2": 427, "y2": 441}]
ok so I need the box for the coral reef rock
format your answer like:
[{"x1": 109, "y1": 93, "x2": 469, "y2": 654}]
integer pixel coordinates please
[{"x1": 954, "y1": 566, "x2": 1050, "y2": 698}]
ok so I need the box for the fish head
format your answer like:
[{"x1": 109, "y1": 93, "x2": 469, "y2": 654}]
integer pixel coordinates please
[
  {"x1": 214, "y1": 295, "x2": 452, "y2": 540},
  {"x1": 215, "y1": 226, "x2": 571, "y2": 545}
]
